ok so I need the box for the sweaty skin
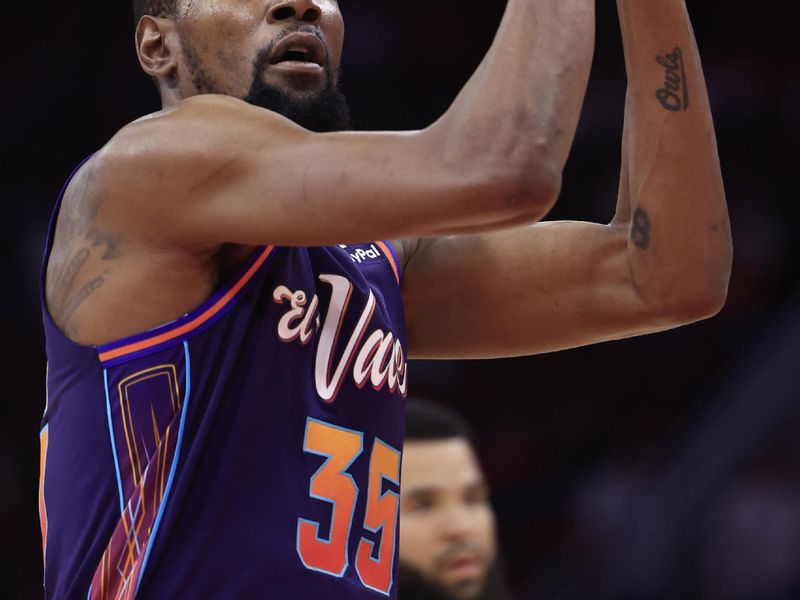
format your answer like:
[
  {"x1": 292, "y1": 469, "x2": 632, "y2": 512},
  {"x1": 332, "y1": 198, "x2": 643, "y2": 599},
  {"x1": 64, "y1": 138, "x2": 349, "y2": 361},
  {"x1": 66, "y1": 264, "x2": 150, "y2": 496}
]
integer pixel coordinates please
[{"x1": 46, "y1": 0, "x2": 730, "y2": 359}]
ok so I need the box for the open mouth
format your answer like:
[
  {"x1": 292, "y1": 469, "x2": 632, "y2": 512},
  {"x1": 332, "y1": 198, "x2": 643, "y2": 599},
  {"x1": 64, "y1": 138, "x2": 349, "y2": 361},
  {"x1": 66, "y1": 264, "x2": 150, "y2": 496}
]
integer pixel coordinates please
[{"x1": 269, "y1": 32, "x2": 326, "y2": 70}]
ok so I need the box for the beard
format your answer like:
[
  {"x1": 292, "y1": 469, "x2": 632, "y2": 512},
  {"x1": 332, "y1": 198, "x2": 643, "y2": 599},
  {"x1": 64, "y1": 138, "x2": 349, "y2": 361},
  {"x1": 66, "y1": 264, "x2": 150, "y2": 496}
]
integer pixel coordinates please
[
  {"x1": 181, "y1": 27, "x2": 351, "y2": 133},
  {"x1": 242, "y1": 70, "x2": 351, "y2": 133},
  {"x1": 242, "y1": 27, "x2": 351, "y2": 133},
  {"x1": 397, "y1": 559, "x2": 514, "y2": 600}
]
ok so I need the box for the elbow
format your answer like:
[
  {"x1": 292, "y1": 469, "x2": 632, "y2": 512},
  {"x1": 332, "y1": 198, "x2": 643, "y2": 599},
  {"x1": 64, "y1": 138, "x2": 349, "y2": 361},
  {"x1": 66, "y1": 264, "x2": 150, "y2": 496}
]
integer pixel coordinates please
[
  {"x1": 655, "y1": 273, "x2": 731, "y2": 325},
  {"x1": 427, "y1": 118, "x2": 562, "y2": 224},
  {"x1": 636, "y1": 235, "x2": 733, "y2": 326},
  {"x1": 479, "y1": 145, "x2": 562, "y2": 224},
  {"x1": 667, "y1": 286, "x2": 728, "y2": 324},
  {"x1": 667, "y1": 248, "x2": 733, "y2": 323},
  {"x1": 514, "y1": 154, "x2": 562, "y2": 221}
]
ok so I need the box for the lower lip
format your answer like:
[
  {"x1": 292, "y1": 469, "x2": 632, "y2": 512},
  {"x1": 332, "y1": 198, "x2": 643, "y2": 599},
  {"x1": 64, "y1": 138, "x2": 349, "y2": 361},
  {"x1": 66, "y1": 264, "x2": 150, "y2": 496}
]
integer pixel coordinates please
[
  {"x1": 443, "y1": 559, "x2": 482, "y2": 580},
  {"x1": 269, "y1": 61, "x2": 324, "y2": 76}
]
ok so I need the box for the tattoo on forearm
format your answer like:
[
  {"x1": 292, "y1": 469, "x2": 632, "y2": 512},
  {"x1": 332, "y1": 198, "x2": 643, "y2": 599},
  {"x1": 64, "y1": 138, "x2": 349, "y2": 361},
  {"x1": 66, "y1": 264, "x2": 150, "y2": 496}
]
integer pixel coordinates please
[
  {"x1": 656, "y1": 47, "x2": 689, "y2": 112},
  {"x1": 631, "y1": 208, "x2": 651, "y2": 249}
]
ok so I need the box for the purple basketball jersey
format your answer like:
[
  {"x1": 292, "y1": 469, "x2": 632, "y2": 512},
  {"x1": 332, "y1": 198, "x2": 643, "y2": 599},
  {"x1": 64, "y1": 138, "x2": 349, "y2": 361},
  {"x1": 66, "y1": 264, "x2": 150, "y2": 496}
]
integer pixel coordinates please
[{"x1": 40, "y1": 159, "x2": 409, "y2": 599}]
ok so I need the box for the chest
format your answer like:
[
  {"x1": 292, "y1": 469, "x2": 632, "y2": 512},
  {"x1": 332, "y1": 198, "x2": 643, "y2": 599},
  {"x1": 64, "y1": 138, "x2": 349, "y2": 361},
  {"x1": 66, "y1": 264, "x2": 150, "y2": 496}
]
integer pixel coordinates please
[{"x1": 262, "y1": 244, "x2": 408, "y2": 403}]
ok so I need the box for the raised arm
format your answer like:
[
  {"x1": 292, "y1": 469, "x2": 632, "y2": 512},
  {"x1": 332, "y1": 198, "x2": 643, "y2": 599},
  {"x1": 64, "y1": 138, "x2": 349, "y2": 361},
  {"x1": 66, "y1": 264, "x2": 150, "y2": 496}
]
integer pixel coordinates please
[
  {"x1": 612, "y1": 0, "x2": 731, "y2": 313},
  {"x1": 402, "y1": 0, "x2": 732, "y2": 359},
  {"x1": 96, "y1": 0, "x2": 595, "y2": 249},
  {"x1": 432, "y1": 0, "x2": 595, "y2": 180}
]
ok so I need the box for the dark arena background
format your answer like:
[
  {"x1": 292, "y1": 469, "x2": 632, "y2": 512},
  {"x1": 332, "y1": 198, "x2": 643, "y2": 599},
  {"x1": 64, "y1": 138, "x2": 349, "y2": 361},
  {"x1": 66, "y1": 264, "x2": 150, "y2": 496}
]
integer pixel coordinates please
[{"x1": 1, "y1": 1, "x2": 797, "y2": 598}]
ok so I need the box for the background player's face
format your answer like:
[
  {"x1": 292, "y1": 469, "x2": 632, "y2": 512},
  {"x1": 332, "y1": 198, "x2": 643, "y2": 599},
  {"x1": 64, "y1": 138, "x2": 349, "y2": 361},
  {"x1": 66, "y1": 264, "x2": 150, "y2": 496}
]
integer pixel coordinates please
[{"x1": 400, "y1": 439, "x2": 498, "y2": 600}]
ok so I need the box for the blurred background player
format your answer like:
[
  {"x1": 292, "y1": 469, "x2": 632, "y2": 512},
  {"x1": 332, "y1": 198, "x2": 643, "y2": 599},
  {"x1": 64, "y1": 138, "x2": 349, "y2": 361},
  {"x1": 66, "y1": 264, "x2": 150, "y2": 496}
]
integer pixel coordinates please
[{"x1": 398, "y1": 399, "x2": 512, "y2": 600}]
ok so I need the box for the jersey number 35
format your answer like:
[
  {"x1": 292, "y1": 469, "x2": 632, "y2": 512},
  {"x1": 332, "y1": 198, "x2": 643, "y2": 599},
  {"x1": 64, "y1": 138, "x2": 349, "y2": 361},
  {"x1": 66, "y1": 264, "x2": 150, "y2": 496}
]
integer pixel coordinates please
[{"x1": 297, "y1": 417, "x2": 401, "y2": 596}]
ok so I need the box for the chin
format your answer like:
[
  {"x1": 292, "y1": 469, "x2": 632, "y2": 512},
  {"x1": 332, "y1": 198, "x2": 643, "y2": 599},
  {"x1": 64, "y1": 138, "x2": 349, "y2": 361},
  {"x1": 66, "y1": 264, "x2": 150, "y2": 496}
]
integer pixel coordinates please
[
  {"x1": 241, "y1": 78, "x2": 351, "y2": 133},
  {"x1": 264, "y1": 75, "x2": 327, "y2": 96},
  {"x1": 398, "y1": 558, "x2": 513, "y2": 600},
  {"x1": 444, "y1": 578, "x2": 485, "y2": 600}
]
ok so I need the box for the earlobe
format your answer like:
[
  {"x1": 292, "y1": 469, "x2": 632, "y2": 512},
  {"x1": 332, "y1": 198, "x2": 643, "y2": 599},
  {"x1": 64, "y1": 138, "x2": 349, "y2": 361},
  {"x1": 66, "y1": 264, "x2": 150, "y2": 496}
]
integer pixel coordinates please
[{"x1": 135, "y1": 16, "x2": 178, "y2": 81}]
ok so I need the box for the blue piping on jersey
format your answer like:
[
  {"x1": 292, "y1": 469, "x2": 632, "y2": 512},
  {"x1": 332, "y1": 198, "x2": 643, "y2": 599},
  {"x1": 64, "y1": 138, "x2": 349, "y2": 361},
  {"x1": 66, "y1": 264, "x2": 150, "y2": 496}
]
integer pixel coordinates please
[
  {"x1": 104, "y1": 370, "x2": 125, "y2": 515},
  {"x1": 43, "y1": 361, "x2": 49, "y2": 422},
  {"x1": 134, "y1": 341, "x2": 192, "y2": 598},
  {"x1": 96, "y1": 246, "x2": 278, "y2": 369}
]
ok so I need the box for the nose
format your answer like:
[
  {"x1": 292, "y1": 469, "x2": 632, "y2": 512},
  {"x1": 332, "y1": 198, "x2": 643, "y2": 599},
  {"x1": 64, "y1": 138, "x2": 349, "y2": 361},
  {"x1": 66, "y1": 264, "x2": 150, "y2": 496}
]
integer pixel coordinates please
[
  {"x1": 267, "y1": 0, "x2": 322, "y2": 24},
  {"x1": 439, "y1": 505, "x2": 476, "y2": 541}
]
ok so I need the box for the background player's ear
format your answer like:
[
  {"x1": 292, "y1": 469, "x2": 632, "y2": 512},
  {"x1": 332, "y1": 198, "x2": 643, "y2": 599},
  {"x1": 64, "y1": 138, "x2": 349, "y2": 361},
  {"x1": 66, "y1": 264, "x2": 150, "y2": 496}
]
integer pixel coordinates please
[{"x1": 135, "y1": 16, "x2": 179, "y2": 82}]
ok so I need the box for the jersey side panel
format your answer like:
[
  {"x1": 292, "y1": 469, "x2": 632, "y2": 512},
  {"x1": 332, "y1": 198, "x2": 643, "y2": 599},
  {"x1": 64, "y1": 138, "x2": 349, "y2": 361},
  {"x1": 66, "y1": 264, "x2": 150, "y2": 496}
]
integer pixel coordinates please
[{"x1": 42, "y1": 157, "x2": 409, "y2": 600}]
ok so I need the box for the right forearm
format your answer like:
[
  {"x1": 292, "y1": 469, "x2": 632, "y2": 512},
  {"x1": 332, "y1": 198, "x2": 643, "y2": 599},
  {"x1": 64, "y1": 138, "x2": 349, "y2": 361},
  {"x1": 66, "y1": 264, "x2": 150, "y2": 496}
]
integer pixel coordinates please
[
  {"x1": 613, "y1": 0, "x2": 731, "y2": 314},
  {"x1": 437, "y1": 0, "x2": 595, "y2": 172}
]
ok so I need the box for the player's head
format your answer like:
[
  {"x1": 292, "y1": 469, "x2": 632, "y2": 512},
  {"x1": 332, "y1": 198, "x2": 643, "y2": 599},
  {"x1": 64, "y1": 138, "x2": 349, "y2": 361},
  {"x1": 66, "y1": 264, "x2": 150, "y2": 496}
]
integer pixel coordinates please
[
  {"x1": 132, "y1": 0, "x2": 350, "y2": 131},
  {"x1": 399, "y1": 399, "x2": 509, "y2": 600}
]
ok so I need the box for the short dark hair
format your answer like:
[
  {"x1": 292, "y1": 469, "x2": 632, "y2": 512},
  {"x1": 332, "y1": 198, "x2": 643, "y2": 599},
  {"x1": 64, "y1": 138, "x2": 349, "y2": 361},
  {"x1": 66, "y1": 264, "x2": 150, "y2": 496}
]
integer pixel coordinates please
[
  {"x1": 404, "y1": 398, "x2": 473, "y2": 443},
  {"x1": 132, "y1": 0, "x2": 178, "y2": 25}
]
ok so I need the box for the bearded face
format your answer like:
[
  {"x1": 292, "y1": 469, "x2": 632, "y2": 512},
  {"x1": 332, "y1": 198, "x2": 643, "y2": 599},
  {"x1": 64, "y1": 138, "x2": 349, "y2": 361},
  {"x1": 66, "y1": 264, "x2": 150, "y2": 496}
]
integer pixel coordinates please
[
  {"x1": 398, "y1": 438, "x2": 502, "y2": 600},
  {"x1": 161, "y1": 0, "x2": 351, "y2": 131}
]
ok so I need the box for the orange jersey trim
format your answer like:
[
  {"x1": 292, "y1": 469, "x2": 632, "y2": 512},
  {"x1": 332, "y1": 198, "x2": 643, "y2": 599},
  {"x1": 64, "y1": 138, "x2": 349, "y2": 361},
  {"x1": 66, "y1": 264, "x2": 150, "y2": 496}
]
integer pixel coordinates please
[
  {"x1": 374, "y1": 241, "x2": 400, "y2": 284},
  {"x1": 98, "y1": 246, "x2": 275, "y2": 364},
  {"x1": 39, "y1": 426, "x2": 49, "y2": 562}
]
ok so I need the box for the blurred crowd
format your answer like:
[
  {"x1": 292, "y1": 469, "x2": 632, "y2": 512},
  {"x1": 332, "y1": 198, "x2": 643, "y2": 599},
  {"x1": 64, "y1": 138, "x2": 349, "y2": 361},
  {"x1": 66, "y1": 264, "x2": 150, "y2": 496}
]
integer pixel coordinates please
[{"x1": 1, "y1": 1, "x2": 797, "y2": 598}]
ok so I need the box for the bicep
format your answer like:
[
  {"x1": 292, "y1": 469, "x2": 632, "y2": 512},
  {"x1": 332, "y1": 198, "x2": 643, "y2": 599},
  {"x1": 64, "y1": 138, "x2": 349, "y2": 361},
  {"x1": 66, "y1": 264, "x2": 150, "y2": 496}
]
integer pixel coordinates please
[
  {"x1": 188, "y1": 129, "x2": 473, "y2": 246},
  {"x1": 402, "y1": 221, "x2": 676, "y2": 359},
  {"x1": 106, "y1": 96, "x2": 542, "y2": 249}
]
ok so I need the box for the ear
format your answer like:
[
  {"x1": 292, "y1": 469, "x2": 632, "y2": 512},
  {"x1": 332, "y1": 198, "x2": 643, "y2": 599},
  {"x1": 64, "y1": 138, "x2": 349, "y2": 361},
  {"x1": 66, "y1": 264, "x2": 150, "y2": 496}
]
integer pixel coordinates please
[{"x1": 135, "y1": 16, "x2": 179, "y2": 81}]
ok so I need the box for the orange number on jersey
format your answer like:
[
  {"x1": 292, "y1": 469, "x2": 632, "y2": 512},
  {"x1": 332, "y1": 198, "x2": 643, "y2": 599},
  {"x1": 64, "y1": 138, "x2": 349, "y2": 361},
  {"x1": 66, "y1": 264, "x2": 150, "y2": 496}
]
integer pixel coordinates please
[
  {"x1": 297, "y1": 419, "x2": 402, "y2": 594},
  {"x1": 356, "y1": 438, "x2": 401, "y2": 595},
  {"x1": 297, "y1": 418, "x2": 363, "y2": 577}
]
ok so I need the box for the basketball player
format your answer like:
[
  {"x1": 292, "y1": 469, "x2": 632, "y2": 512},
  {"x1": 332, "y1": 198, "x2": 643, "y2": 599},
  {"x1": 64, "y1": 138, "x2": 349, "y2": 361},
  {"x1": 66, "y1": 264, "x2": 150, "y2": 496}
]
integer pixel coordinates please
[
  {"x1": 39, "y1": 0, "x2": 731, "y2": 597},
  {"x1": 398, "y1": 399, "x2": 511, "y2": 600}
]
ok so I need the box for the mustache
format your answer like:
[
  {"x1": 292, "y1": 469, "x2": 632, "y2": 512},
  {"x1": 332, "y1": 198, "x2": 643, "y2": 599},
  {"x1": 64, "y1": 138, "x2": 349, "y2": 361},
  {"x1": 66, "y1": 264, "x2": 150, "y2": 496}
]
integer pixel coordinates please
[{"x1": 432, "y1": 540, "x2": 488, "y2": 571}]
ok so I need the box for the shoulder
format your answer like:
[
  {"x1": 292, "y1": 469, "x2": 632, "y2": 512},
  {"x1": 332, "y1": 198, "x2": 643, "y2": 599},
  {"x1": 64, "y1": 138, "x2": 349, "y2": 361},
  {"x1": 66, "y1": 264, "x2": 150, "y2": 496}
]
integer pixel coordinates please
[
  {"x1": 100, "y1": 95, "x2": 292, "y2": 162},
  {"x1": 93, "y1": 95, "x2": 305, "y2": 198},
  {"x1": 120, "y1": 95, "x2": 302, "y2": 146},
  {"x1": 66, "y1": 99, "x2": 234, "y2": 248}
]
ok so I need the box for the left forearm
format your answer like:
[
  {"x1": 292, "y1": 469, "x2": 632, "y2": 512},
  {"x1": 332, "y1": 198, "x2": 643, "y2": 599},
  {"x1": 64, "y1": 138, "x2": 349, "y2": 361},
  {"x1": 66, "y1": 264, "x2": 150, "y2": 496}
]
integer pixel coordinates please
[{"x1": 614, "y1": 0, "x2": 731, "y2": 317}]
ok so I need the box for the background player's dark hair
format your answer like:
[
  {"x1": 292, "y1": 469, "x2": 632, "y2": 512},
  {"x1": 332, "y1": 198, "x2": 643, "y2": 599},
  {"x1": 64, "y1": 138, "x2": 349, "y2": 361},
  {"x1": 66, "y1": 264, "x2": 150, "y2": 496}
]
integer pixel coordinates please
[
  {"x1": 404, "y1": 398, "x2": 473, "y2": 443},
  {"x1": 132, "y1": 0, "x2": 178, "y2": 25}
]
